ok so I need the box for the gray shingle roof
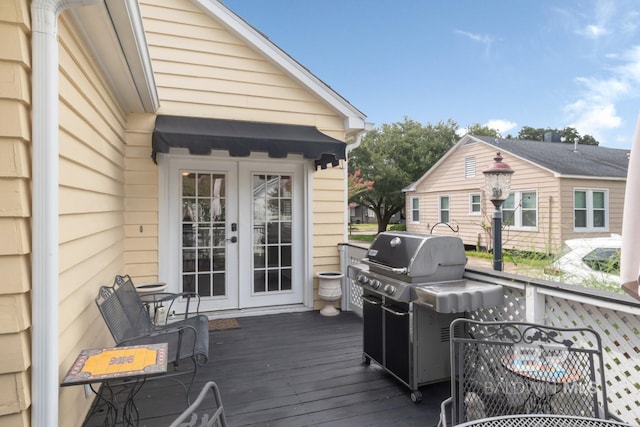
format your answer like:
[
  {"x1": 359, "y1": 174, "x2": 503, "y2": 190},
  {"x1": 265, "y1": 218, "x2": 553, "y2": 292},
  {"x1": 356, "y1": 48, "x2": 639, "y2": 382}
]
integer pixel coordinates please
[{"x1": 473, "y1": 136, "x2": 630, "y2": 178}]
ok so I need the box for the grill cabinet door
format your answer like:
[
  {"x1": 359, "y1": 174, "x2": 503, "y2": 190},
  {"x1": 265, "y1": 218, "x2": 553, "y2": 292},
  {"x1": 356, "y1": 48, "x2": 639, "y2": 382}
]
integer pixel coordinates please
[
  {"x1": 383, "y1": 302, "x2": 410, "y2": 384},
  {"x1": 362, "y1": 294, "x2": 383, "y2": 364}
]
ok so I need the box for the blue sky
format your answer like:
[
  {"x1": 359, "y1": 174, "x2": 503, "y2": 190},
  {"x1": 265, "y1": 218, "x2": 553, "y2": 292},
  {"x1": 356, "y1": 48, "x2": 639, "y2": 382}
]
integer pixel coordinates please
[{"x1": 223, "y1": 0, "x2": 640, "y2": 149}]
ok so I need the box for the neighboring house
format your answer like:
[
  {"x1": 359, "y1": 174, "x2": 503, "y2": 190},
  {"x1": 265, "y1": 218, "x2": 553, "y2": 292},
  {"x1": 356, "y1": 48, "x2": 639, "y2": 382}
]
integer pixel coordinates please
[
  {"x1": 1, "y1": 0, "x2": 366, "y2": 425},
  {"x1": 404, "y1": 134, "x2": 629, "y2": 254}
]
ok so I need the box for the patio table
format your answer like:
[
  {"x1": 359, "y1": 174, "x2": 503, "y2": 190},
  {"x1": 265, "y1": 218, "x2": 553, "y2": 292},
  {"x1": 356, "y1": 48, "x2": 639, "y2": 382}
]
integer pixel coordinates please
[
  {"x1": 61, "y1": 343, "x2": 168, "y2": 426},
  {"x1": 455, "y1": 414, "x2": 634, "y2": 427},
  {"x1": 500, "y1": 351, "x2": 583, "y2": 413}
]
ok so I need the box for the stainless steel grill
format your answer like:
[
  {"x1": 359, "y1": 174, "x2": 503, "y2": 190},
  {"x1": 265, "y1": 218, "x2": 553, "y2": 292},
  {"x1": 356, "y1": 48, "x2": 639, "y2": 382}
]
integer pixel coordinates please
[{"x1": 347, "y1": 231, "x2": 503, "y2": 402}]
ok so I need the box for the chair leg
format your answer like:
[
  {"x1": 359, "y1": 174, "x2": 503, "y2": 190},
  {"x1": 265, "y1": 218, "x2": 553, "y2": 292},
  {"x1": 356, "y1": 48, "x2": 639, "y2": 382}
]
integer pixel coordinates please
[{"x1": 185, "y1": 357, "x2": 199, "y2": 405}]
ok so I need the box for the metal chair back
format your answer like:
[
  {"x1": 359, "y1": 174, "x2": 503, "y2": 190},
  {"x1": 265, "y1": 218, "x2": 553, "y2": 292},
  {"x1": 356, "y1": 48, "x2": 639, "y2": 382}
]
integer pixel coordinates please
[
  {"x1": 169, "y1": 381, "x2": 228, "y2": 427},
  {"x1": 446, "y1": 319, "x2": 609, "y2": 425},
  {"x1": 96, "y1": 275, "x2": 154, "y2": 343},
  {"x1": 95, "y1": 275, "x2": 210, "y2": 400}
]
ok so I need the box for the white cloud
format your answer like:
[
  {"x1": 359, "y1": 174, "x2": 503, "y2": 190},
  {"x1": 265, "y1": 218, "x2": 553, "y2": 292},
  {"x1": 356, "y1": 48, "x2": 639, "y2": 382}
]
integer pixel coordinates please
[
  {"x1": 573, "y1": 1, "x2": 615, "y2": 39},
  {"x1": 574, "y1": 76, "x2": 629, "y2": 102},
  {"x1": 563, "y1": 44, "x2": 640, "y2": 139},
  {"x1": 576, "y1": 24, "x2": 608, "y2": 39},
  {"x1": 564, "y1": 101, "x2": 621, "y2": 139},
  {"x1": 454, "y1": 30, "x2": 495, "y2": 56},
  {"x1": 615, "y1": 45, "x2": 640, "y2": 83},
  {"x1": 485, "y1": 120, "x2": 517, "y2": 135}
]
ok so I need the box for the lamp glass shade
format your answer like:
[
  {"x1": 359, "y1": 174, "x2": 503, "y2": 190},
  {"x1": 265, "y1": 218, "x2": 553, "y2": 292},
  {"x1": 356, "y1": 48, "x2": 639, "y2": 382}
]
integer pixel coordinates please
[
  {"x1": 482, "y1": 152, "x2": 514, "y2": 202},
  {"x1": 484, "y1": 173, "x2": 512, "y2": 202}
]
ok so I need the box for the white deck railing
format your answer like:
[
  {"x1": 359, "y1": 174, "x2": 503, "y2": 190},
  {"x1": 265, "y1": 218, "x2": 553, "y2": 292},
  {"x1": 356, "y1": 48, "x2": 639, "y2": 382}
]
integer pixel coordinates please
[{"x1": 339, "y1": 243, "x2": 640, "y2": 424}]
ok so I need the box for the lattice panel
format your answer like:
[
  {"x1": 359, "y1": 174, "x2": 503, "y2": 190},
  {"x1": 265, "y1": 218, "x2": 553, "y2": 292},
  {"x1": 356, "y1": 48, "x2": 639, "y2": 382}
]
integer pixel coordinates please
[
  {"x1": 348, "y1": 278, "x2": 363, "y2": 316},
  {"x1": 344, "y1": 244, "x2": 368, "y2": 316},
  {"x1": 545, "y1": 295, "x2": 640, "y2": 424},
  {"x1": 470, "y1": 286, "x2": 526, "y2": 322}
]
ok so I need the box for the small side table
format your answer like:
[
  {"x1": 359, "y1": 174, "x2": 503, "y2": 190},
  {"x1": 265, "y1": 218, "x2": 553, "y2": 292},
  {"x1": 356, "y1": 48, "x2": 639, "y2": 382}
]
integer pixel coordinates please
[
  {"x1": 61, "y1": 343, "x2": 168, "y2": 426},
  {"x1": 501, "y1": 352, "x2": 582, "y2": 413}
]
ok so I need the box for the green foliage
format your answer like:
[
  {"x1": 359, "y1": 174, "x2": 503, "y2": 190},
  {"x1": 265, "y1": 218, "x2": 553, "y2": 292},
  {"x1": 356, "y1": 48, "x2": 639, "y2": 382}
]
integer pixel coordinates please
[
  {"x1": 349, "y1": 234, "x2": 377, "y2": 243},
  {"x1": 349, "y1": 117, "x2": 459, "y2": 232},
  {"x1": 465, "y1": 123, "x2": 501, "y2": 137},
  {"x1": 516, "y1": 126, "x2": 599, "y2": 145},
  {"x1": 388, "y1": 224, "x2": 406, "y2": 231}
]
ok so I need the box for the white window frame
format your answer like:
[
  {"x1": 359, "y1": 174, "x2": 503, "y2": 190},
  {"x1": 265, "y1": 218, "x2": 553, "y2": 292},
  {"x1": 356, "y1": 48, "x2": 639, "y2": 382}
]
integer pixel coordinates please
[
  {"x1": 469, "y1": 193, "x2": 481, "y2": 215},
  {"x1": 573, "y1": 188, "x2": 609, "y2": 232},
  {"x1": 502, "y1": 190, "x2": 538, "y2": 231},
  {"x1": 439, "y1": 195, "x2": 450, "y2": 223},
  {"x1": 410, "y1": 196, "x2": 420, "y2": 223}
]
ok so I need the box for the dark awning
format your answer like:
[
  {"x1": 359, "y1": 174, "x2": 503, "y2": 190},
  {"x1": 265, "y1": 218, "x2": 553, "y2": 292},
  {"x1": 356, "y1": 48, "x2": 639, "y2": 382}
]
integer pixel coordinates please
[{"x1": 152, "y1": 115, "x2": 346, "y2": 169}]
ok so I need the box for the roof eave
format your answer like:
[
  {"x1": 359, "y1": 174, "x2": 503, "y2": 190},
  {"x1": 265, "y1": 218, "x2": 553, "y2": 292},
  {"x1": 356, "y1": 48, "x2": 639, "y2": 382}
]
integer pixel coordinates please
[
  {"x1": 67, "y1": 0, "x2": 159, "y2": 113},
  {"x1": 556, "y1": 174, "x2": 627, "y2": 181}
]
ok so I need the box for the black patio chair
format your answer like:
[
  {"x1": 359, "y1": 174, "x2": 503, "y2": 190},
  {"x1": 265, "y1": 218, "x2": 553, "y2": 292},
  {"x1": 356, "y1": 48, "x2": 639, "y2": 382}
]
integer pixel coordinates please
[
  {"x1": 95, "y1": 274, "x2": 209, "y2": 398},
  {"x1": 169, "y1": 381, "x2": 227, "y2": 427},
  {"x1": 439, "y1": 319, "x2": 612, "y2": 426}
]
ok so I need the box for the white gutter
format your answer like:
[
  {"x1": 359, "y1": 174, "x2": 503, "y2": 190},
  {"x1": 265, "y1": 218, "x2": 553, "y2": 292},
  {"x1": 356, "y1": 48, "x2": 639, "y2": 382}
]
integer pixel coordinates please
[{"x1": 31, "y1": 1, "x2": 102, "y2": 425}]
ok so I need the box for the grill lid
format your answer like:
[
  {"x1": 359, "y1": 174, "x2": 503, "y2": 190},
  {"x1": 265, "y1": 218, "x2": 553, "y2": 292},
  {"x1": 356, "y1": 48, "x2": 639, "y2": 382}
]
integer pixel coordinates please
[{"x1": 364, "y1": 232, "x2": 467, "y2": 282}]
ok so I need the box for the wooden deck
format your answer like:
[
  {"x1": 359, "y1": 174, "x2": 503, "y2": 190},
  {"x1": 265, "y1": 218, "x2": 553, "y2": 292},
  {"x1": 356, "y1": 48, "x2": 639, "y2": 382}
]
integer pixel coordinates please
[{"x1": 84, "y1": 311, "x2": 449, "y2": 426}]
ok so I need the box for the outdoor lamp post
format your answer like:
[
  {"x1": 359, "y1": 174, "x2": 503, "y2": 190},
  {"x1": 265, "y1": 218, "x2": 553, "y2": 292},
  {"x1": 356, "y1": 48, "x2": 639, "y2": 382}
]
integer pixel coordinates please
[{"x1": 483, "y1": 152, "x2": 514, "y2": 271}]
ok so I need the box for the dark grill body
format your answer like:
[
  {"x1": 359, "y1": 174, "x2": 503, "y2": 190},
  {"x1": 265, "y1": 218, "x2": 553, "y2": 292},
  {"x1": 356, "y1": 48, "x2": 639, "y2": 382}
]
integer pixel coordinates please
[{"x1": 347, "y1": 231, "x2": 503, "y2": 402}]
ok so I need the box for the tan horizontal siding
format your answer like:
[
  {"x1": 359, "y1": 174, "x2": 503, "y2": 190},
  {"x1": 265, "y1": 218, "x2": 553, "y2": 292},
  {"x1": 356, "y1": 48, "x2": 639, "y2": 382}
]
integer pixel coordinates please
[
  {"x1": 123, "y1": 114, "x2": 158, "y2": 281},
  {"x1": 131, "y1": 0, "x2": 349, "y2": 286},
  {"x1": 558, "y1": 178, "x2": 625, "y2": 242},
  {"x1": 0, "y1": 371, "x2": 29, "y2": 418},
  {"x1": 56, "y1": 15, "x2": 129, "y2": 427},
  {"x1": 0, "y1": 331, "x2": 29, "y2": 374},
  {"x1": 0, "y1": 1, "x2": 31, "y2": 423}
]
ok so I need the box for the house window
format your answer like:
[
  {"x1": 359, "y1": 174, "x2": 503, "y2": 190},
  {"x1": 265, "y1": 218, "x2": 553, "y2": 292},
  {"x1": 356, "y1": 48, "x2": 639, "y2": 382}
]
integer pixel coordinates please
[
  {"x1": 439, "y1": 195, "x2": 450, "y2": 223},
  {"x1": 574, "y1": 189, "x2": 608, "y2": 231},
  {"x1": 410, "y1": 197, "x2": 420, "y2": 223},
  {"x1": 469, "y1": 193, "x2": 481, "y2": 215},
  {"x1": 464, "y1": 157, "x2": 476, "y2": 178},
  {"x1": 502, "y1": 191, "x2": 537, "y2": 229}
]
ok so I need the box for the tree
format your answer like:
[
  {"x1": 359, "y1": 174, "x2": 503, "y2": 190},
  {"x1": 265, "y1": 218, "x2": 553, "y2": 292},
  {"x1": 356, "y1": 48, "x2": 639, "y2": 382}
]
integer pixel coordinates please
[
  {"x1": 348, "y1": 118, "x2": 459, "y2": 232},
  {"x1": 347, "y1": 169, "x2": 374, "y2": 201},
  {"x1": 517, "y1": 126, "x2": 547, "y2": 141},
  {"x1": 578, "y1": 134, "x2": 598, "y2": 145},
  {"x1": 516, "y1": 126, "x2": 599, "y2": 145},
  {"x1": 465, "y1": 123, "x2": 501, "y2": 137}
]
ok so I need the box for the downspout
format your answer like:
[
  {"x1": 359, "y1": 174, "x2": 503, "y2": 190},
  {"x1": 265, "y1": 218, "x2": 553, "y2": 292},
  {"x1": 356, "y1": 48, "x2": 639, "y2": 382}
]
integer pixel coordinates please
[
  {"x1": 31, "y1": 0, "x2": 102, "y2": 425},
  {"x1": 344, "y1": 123, "x2": 373, "y2": 239}
]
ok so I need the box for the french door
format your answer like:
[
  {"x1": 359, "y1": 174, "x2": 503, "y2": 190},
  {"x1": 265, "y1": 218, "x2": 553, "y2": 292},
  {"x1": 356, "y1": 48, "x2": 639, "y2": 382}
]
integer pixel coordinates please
[{"x1": 164, "y1": 156, "x2": 304, "y2": 312}]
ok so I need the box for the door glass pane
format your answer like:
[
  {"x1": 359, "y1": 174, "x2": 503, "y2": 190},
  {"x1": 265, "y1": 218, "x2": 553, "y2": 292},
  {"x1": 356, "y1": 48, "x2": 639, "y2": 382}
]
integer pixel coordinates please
[
  {"x1": 252, "y1": 173, "x2": 294, "y2": 294},
  {"x1": 181, "y1": 172, "x2": 226, "y2": 298}
]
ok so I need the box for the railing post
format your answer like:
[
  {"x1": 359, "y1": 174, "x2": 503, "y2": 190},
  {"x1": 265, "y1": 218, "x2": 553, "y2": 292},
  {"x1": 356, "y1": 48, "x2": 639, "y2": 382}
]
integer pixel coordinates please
[
  {"x1": 525, "y1": 282, "x2": 545, "y2": 324},
  {"x1": 338, "y1": 244, "x2": 349, "y2": 311}
]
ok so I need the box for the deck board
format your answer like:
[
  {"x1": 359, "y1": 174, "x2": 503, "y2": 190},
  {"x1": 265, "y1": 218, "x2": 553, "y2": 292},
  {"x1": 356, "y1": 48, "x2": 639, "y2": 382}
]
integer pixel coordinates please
[{"x1": 83, "y1": 311, "x2": 449, "y2": 426}]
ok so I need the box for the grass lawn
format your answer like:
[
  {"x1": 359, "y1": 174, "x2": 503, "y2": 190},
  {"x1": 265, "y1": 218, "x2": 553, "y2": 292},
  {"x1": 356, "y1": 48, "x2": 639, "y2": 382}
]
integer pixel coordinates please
[{"x1": 349, "y1": 223, "x2": 378, "y2": 232}]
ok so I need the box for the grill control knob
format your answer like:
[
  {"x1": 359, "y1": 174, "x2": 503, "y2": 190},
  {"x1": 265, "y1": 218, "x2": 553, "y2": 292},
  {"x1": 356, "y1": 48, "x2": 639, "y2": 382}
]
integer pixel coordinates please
[
  {"x1": 384, "y1": 284, "x2": 396, "y2": 295},
  {"x1": 356, "y1": 274, "x2": 369, "y2": 285},
  {"x1": 370, "y1": 279, "x2": 382, "y2": 289}
]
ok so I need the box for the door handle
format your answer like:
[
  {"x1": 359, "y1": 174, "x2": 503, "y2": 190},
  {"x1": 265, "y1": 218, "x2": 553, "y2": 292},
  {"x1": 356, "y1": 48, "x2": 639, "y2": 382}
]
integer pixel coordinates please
[{"x1": 226, "y1": 236, "x2": 238, "y2": 243}]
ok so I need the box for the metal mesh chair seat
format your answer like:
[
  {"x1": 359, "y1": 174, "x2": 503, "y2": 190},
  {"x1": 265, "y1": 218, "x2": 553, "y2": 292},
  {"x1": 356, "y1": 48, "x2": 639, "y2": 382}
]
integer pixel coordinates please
[
  {"x1": 439, "y1": 319, "x2": 612, "y2": 426},
  {"x1": 95, "y1": 275, "x2": 209, "y2": 397}
]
